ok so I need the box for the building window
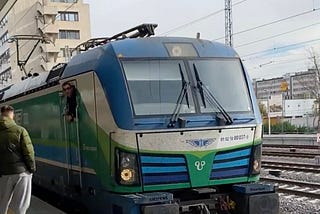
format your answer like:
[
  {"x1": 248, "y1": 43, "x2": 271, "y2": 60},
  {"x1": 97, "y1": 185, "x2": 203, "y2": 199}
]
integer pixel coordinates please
[
  {"x1": 59, "y1": 30, "x2": 80, "y2": 39},
  {"x1": 51, "y1": 0, "x2": 77, "y2": 3},
  {"x1": 0, "y1": 49, "x2": 9, "y2": 65},
  {"x1": 0, "y1": 68, "x2": 12, "y2": 85},
  {"x1": 0, "y1": 15, "x2": 8, "y2": 28},
  {"x1": 57, "y1": 12, "x2": 79, "y2": 21},
  {"x1": 0, "y1": 31, "x2": 8, "y2": 46}
]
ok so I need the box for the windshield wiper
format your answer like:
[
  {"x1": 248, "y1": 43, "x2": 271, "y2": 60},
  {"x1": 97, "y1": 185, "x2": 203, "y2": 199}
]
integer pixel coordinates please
[
  {"x1": 168, "y1": 64, "x2": 190, "y2": 128},
  {"x1": 192, "y1": 63, "x2": 233, "y2": 125},
  {"x1": 193, "y1": 64, "x2": 206, "y2": 108}
]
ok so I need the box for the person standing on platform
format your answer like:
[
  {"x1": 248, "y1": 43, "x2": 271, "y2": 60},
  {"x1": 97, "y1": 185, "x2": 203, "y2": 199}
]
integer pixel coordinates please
[{"x1": 0, "y1": 105, "x2": 36, "y2": 214}]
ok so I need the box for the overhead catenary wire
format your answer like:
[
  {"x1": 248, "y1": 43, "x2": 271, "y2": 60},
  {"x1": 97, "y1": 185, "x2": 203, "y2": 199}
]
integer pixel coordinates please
[
  {"x1": 159, "y1": 0, "x2": 248, "y2": 36},
  {"x1": 246, "y1": 57, "x2": 310, "y2": 70},
  {"x1": 235, "y1": 21, "x2": 320, "y2": 48},
  {"x1": 244, "y1": 54, "x2": 320, "y2": 78},
  {"x1": 7, "y1": 4, "x2": 34, "y2": 28},
  {"x1": 244, "y1": 46, "x2": 320, "y2": 71},
  {"x1": 0, "y1": 0, "x2": 33, "y2": 28},
  {"x1": 241, "y1": 38, "x2": 320, "y2": 59},
  {"x1": 244, "y1": 50, "x2": 318, "y2": 64},
  {"x1": 214, "y1": 7, "x2": 320, "y2": 41}
]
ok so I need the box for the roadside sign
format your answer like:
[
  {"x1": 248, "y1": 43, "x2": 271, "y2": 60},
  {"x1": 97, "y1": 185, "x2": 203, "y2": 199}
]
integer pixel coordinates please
[{"x1": 280, "y1": 81, "x2": 288, "y2": 92}]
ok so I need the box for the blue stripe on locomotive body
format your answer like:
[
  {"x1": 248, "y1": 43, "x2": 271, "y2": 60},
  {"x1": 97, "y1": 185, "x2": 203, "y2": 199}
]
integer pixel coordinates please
[
  {"x1": 35, "y1": 144, "x2": 66, "y2": 163},
  {"x1": 213, "y1": 148, "x2": 251, "y2": 161},
  {"x1": 142, "y1": 166, "x2": 187, "y2": 174},
  {"x1": 35, "y1": 144, "x2": 92, "y2": 168},
  {"x1": 61, "y1": 37, "x2": 260, "y2": 130},
  {"x1": 143, "y1": 174, "x2": 189, "y2": 185},
  {"x1": 210, "y1": 167, "x2": 248, "y2": 179},
  {"x1": 212, "y1": 158, "x2": 250, "y2": 170}
]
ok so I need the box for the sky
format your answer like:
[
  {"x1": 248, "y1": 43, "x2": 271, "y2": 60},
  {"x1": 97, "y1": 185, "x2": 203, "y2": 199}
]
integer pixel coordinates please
[{"x1": 83, "y1": 0, "x2": 320, "y2": 80}]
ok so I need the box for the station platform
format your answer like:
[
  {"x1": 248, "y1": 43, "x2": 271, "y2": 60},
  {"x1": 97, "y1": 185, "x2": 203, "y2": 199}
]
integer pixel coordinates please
[{"x1": 27, "y1": 196, "x2": 65, "y2": 214}]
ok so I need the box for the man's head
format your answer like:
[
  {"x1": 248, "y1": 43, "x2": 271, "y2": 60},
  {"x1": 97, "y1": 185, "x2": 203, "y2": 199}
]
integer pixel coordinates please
[
  {"x1": 62, "y1": 82, "x2": 74, "y2": 97},
  {"x1": 1, "y1": 105, "x2": 14, "y2": 119}
]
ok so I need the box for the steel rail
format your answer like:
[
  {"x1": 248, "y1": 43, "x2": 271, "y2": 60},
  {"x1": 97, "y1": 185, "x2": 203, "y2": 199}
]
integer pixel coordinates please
[
  {"x1": 260, "y1": 177, "x2": 320, "y2": 199},
  {"x1": 262, "y1": 161, "x2": 320, "y2": 173},
  {"x1": 262, "y1": 151, "x2": 316, "y2": 158}
]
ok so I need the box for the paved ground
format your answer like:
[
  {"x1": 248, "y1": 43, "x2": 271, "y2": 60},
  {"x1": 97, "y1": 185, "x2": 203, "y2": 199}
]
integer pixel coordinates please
[{"x1": 26, "y1": 196, "x2": 65, "y2": 214}]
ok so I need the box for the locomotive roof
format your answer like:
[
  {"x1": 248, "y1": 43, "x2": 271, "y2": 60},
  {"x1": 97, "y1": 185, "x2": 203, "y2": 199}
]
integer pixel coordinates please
[
  {"x1": 0, "y1": 37, "x2": 238, "y2": 102},
  {"x1": 1, "y1": 73, "x2": 48, "y2": 100},
  {"x1": 62, "y1": 37, "x2": 239, "y2": 79},
  {"x1": 0, "y1": 63, "x2": 65, "y2": 102}
]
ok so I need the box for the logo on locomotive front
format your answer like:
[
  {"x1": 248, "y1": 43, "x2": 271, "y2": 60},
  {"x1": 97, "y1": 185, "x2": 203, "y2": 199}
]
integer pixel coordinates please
[
  {"x1": 186, "y1": 138, "x2": 216, "y2": 148},
  {"x1": 195, "y1": 161, "x2": 206, "y2": 171}
]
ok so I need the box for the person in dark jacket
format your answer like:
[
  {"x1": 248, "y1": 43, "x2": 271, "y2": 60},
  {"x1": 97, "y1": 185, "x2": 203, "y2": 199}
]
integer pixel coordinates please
[{"x1": 0, "y1": 105, "x2": 35, "y2": 214}]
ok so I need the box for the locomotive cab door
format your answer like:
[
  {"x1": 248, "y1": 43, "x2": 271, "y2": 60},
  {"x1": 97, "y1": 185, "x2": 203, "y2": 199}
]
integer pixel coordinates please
[
  {"x1": 60, "y1": 73, "x2": 98, "y2": 195},
  {"x1": 60, "y1": 80, "x2": 83, "y2": 191}
]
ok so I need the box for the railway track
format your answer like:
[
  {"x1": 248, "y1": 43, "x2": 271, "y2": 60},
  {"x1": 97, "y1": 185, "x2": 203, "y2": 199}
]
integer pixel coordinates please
[
  {"x1": 262, "y1": 151, "x2": 317, "y2": 158},
  {"x1": 262, "y1": 143, "x2": 319, "y2": 158},
  {"x1": 262, "y1": 161, "x2": 320, "y2": 173},
  {"x1": 260, "y1": 177, "x2": 320, "y2": 199},
  {"x1": 263, "y1": 144, "x2": 319, "y2": 150}
]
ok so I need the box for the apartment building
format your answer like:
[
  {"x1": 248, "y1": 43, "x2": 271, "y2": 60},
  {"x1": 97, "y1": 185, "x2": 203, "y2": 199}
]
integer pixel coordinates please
[
  {"x1": 252, "y1": 69, "x2": 317, "y2": 100},
  {"x1": 253, "y1": 76, "x2": 287, "y2": 100},
  {"x1": 0, "y1": 0, "x2": 91, "y2": 89},
  {"x1": 290, "y1": 70, "x2": 315, "y2": 99}
]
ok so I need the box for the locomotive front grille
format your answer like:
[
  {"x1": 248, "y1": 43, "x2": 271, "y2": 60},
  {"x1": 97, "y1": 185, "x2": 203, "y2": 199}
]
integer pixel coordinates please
[
  {"x1": 210, "y1": 147, "x2": 252, "y2": 180},
  {"x1": 140, "y1": 155, "x2": 189, "y2": 186}
]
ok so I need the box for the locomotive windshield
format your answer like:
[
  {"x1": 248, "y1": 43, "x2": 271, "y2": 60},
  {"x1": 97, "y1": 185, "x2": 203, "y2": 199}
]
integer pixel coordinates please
[
  {"x1": 190, "y1": 59, "x2": 252, "y2": 113},
  {"x1": 122, "y1": 58, "x2": 252, "y2": 116},
  {"x1": 122, "y1": 60, "x2": 196, "y2": 115}
]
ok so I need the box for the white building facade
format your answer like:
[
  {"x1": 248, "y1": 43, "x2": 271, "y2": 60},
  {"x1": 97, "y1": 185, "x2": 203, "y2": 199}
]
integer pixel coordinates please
[{"x1": 0, "y1": 0, "x2": 91, "y2": 89}]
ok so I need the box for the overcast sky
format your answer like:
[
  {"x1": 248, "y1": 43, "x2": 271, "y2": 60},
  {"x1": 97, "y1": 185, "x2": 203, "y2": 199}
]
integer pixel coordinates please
[{"x1": 83, "y1": 0, "x2": 320, "y2": 80}]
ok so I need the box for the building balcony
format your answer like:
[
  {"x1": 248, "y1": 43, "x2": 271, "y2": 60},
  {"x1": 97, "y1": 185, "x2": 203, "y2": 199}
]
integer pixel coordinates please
[
  {"x1": 37, "y1": 21, "x2": 59, "y2": 34},
  {"x1": 40, "y1": 43, "x2": 60, "y2": 53},
  {"x1": 43, "y1": 6, "x2": 58, "y2": 15},
  {"x1": 45, "y1": 24, "x2": 59, "y2": 34},
  {"x1": 37, "y1": 2, "x2": 58, "y2": 15}
]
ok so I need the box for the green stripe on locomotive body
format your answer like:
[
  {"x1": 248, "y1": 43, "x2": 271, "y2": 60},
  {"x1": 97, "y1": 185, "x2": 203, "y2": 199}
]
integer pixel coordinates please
[{"x1": 5, "y1": 73, "x2": 260, "y2": 194}]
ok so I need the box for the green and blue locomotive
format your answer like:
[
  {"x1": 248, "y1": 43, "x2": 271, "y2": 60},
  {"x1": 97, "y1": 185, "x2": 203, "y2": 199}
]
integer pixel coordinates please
[{"x1": 0, "y1": 24, "x2": 278, "y2": 213}]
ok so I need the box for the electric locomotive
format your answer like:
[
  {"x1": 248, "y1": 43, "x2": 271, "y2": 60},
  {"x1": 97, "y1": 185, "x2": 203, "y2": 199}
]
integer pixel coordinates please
[{"x1": 0, "y1": 24, "x2": 278, "y2": 213}]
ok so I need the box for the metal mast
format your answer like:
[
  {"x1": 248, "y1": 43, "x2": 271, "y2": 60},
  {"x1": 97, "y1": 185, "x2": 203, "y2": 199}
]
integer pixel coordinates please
[{"x1": 225, "y1": 0, "x2": 233, "y2": 47}]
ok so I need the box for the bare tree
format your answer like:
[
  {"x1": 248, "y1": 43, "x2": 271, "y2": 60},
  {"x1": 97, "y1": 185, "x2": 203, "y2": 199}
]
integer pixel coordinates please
[
  {"x1": 310, "y1": 49, "x2": 320, "y2": 131},
  {"x1": 294, "y1": 48, "x2": 320, "y2": 130},
  {"x1": 258, "y1": 101, "x2": 267, "y2": 117},
  {"x1": 293, "y1": 48, "x2": 320, "y2": 132}
]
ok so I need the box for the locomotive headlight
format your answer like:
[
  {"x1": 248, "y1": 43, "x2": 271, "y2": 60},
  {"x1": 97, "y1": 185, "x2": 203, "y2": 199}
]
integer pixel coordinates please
[
  {"x1": 164, "y1": 43, "x2": 198, "y2": 57},
  {"x1": 250, "y1": 144, "x2": 262, "y2": 175},
  {"x1": 116, "y1": 150, "x2": 139, "y2": 185},
  {"x1": 253, "y1": 160, "x2": 260, "y2": 171},
  {"x1": 121, "y1": 168, "x2": 134, "y2": 181}
]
